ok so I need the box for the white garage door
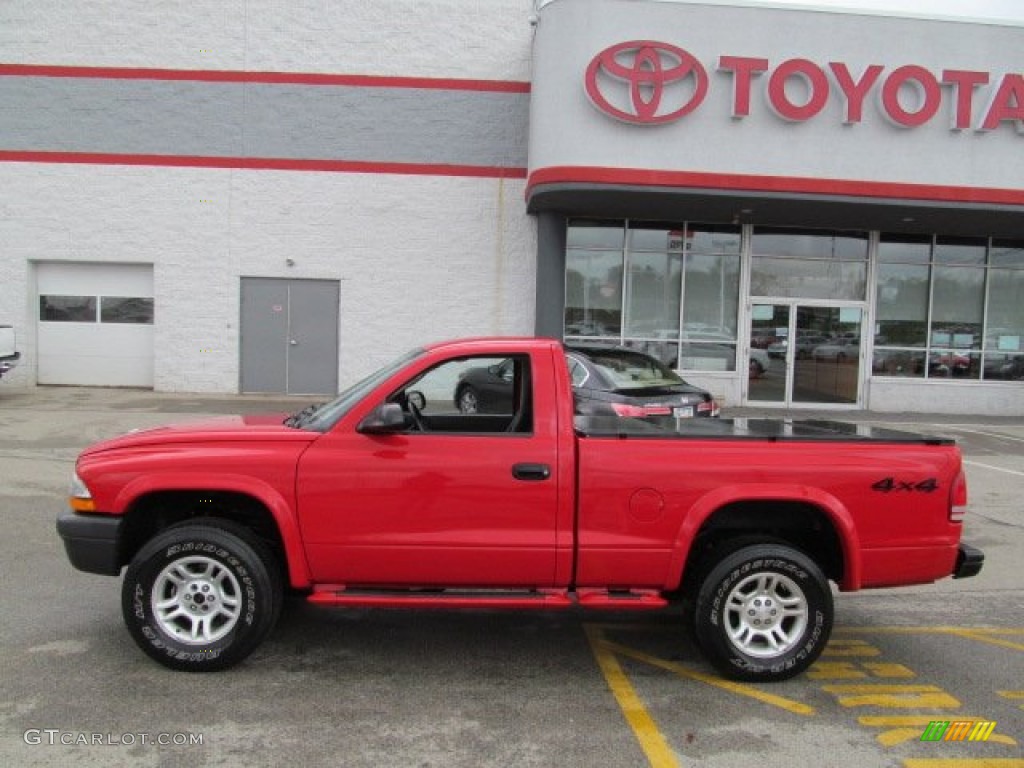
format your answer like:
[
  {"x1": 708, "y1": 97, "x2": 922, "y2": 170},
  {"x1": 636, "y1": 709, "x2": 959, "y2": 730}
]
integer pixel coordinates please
[{"x1": 36, "y1": 262, "x2": 155, "y2": 387}]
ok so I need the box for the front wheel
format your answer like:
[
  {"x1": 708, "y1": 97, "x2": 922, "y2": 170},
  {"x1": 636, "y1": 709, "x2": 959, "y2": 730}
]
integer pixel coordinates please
[
  {"x1": 121, "y1": 519, "x2": 282, "y2": 672},
  {"x1": 693, "y1": 543, "x2": 832, "y2": 682}
]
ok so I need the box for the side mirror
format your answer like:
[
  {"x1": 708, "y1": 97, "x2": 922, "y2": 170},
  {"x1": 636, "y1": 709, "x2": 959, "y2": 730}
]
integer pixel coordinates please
[{"x1": 357, "y1": 403, "x2": 409, "y2": 434}]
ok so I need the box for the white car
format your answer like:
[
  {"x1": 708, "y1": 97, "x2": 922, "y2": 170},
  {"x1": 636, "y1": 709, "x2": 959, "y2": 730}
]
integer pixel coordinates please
[
  {"x1": 812, "y1": 338, "x2": 859, "y2": 361},
  {"x1": 0, "y1": 325, "x2": 20, "y2": 380}
]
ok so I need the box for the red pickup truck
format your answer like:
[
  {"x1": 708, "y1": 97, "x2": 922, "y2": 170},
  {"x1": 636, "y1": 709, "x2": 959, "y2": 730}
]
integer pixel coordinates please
[{"x1": 57, "y1": 337, "x2": 982, "y2": 680}]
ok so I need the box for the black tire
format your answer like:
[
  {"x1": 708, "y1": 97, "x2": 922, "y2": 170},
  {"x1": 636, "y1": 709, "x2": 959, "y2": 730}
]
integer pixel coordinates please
[
  {"x1": 121, "y1": 518, "x2": 282, "y2": 672},
  {"x1": 693, "y1": 544, "x2": 832, "y2": 682}
]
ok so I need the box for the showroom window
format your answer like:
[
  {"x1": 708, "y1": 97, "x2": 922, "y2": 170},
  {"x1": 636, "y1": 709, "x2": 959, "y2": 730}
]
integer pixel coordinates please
[
  {"x1": 750, "y1": 227, "x2": 869, "y2": 300},
  {"x1": 873, "y1": 236, "x2": 1024, "y2": 381},
  {"x1": 564, "y1": 220, "x2": 741, "y2": 371}
]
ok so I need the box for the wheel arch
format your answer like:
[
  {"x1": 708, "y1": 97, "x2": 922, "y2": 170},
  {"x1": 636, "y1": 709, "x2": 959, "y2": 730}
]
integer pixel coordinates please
[
  {"x1": 115, "y1": 477, "x2": 311, "y2": 588},
  {"x1": 668, "y1": 485, "x2": 862, "y2": 594}
]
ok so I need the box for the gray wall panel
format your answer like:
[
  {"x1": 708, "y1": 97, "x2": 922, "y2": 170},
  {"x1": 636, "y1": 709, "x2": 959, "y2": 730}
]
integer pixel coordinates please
[
  {"x1": 534, "y1": 211, "x2": 567, "y2": 338},
  {"x1": 0, "y1": 78, "x2": 245, "y2": 156},
  {"x1": 0, "y1": 76, "x2": 528, "y2": 168}
]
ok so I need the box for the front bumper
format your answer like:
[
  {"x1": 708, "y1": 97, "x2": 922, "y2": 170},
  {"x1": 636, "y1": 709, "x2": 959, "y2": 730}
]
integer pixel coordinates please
[
  {"x1": 953, "y1": 542, "x2": 984, "y2": 579},
  {"x1": 56, "y1": 512, "x2": 124, "y2": 576}
]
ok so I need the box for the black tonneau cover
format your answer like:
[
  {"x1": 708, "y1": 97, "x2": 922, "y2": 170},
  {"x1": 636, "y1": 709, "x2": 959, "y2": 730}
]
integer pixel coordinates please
[{"x1": 574, "y1": 416, "x2": 954, "y2": 446}]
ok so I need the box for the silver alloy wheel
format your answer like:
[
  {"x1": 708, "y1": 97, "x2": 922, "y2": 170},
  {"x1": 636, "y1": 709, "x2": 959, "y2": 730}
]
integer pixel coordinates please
[
  {"x1": 722, "y1": 571, "x2": 808, "y2": 658},
  {"x1": 152, "y1": 555, "x2": 243, "y2": 645},
  {"x1": 458, "y1": 389, "x2": 478, "y2": 413}
]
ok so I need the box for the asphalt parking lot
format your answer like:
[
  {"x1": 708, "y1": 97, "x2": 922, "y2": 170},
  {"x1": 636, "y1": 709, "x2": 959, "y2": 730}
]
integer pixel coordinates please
[{"x1": 1, "y1": 386, "x2": 1021, "y2": 768}]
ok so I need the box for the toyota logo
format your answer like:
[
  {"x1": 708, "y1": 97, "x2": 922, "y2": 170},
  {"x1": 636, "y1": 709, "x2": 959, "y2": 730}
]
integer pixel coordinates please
[{"x1": 585, "y1": 41, "x2": 708, "y2": 125}]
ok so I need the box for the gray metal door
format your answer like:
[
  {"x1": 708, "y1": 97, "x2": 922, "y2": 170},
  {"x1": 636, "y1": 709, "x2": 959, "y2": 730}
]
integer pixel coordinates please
[{"x1": 240, "y1": 278, "x2": 339, "y2": 395}]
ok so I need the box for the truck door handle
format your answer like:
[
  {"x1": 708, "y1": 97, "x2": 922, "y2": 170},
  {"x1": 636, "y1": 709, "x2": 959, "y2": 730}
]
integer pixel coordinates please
[{"x1": 512, "y1": 463, "x2": 551, "y2": 481}]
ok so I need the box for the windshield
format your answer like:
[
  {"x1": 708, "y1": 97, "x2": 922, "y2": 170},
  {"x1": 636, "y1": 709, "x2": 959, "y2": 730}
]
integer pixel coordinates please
[
  {"x1": 585, "y1": 350, "x2": 685, "y2": 391},
  {"x1": 292, "y1": 347, "x2": 424, "y2": 431}
]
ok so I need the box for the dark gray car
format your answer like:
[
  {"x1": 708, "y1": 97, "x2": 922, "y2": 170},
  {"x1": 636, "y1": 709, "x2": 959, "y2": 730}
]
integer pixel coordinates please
[{"x1": 455, "y1": 345, "x2": 719, "y2": 419}]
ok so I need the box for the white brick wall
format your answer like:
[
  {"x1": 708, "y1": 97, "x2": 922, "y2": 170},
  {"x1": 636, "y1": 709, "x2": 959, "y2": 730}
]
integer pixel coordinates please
[
  {"x1": 0, "y1": 0, "x2": 538, "y2": 392},
  {"x1": 0, "y1": 163, "x2": 535, "y2": 391},
  {"x1": 0, "y1": 0, "x2": 534, "y2": 80}
]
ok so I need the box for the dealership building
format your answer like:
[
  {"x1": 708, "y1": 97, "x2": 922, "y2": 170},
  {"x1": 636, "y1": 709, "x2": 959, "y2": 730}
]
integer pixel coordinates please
[{"x1": 1, "y1": 0, "x2": 1021, "y2": 413}]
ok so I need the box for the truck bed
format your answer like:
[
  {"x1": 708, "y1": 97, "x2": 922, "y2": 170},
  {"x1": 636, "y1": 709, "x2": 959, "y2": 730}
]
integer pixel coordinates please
[{"x1": 575, "y1": 415, "x2": 955, "y2": 445}]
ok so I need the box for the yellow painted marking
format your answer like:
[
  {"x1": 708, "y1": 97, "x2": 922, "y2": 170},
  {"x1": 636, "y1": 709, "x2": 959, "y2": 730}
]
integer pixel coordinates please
[
  {"x1": 903, "y1": 761, "x2": 1024, "y2": 768},
  {"x1": 808, "y1": 660, "x2": 915, "y2": 680},
  {"x1": 839, "y1": 627, "x2": 1024, "y2": 638},
  {"x1": 863, "y1": 662, "x2": 916, "y2": 678},
  {"x1": 835, "y1": 626, "x2": 1024, "y2": 652},
  {"x1": 807, "y1": 662, "x2": 867, "y2": 680},
  {"x1": 858, "y1": 716, "x2": 1017, "y2": 747},
  {"x1": 605, "y1": 640, "x2": 815, "y2": 716},
  {"x1": 984, "y1": 734, "x2": 1018, "y2": 747},
  {"x1": 822, "y1": 684, "x2": 960, "y2": 709},
  {"x1": 827, "y1": 637, "x2": 880, "y2": 645},
  {"x1": 584, "y1": 626, "x2": 681, "y2": 768},
  {"x1": 950, "y1": 630, "x2": 1024, "y2": 653},
  {"x1": 821, "y1": 647, "x2": 884, "y2": 657},
  {"x1": 998, "y1": 690, "x2": 1024, "y2": 710},
  {"x1": 822, "y1": 638, "x2": 883, "y2": 657}
]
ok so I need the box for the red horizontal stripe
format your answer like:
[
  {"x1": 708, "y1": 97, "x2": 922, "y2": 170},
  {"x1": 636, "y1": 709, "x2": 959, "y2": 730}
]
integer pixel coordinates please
[
  {"x1": 527, "y1": 166, "x2": 1024, "y2": 207},
  {"x1": 0, "y1": 150, "x2": 527, "y2": 179},
  {"x1": 0, "y1": 63, "x2": 530, "y2": 93}
]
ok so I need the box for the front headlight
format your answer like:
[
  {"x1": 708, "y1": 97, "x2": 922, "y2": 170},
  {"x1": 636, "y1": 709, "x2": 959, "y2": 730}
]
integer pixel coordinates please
[{"x1": 69, "y1": 472, "x2": 95, "y2": 512}]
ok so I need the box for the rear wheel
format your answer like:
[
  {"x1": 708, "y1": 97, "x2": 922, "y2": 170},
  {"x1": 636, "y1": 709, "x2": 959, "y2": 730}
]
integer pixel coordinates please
[
  {"x1": 122, "y1": 519, "x2": 282, "y2": 672},
  {"x1": 693, "y1": 543, "x2": 832, "y2": 681}
]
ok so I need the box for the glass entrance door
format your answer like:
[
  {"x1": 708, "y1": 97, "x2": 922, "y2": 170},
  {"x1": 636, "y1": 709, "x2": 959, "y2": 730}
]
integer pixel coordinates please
[{"x1": 747, "y1": 303, "x2": 863, "y2": 406}]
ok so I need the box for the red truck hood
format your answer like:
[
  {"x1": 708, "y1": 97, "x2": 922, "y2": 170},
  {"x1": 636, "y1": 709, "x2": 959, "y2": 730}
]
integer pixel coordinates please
[{"x1": 80, "y1": 413, "x2": 317, "y2": 456}]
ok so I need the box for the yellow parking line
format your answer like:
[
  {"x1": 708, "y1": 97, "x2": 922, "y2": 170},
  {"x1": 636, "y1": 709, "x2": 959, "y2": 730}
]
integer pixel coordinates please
[
  {"x1": 808, "y1": 661, "x2": 869, "y2": 680},
  {"x1": 836, "y1": 627, "x2": 1024, "y2": 652},
  {"x1": 949, "y1": 630, "x2": 1024, "y2": 653},
  {"x1": 862, "y1": 663, "x2": 916, "y2": 678},
  {"x1": 903, "y1": 761, "x2": 1024, "y2": 768},
  {"x1": 998, "y1": 690, "x2": 1024, "y2": 711},
  {"x1": 822, "y1": 684, "x2": 960, "y2": 709},
  {"x1": 585, "y1": 625, "x2": 681, "y2": 768},
  {"x1": 605, "y1": 641, "x2": 815, "y2": 716},
  {"x1": 838, "y1": 627, "x2": 1024, "y2": 636}
]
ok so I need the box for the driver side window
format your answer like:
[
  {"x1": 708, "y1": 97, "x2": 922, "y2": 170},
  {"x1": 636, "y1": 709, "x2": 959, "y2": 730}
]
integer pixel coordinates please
[{"x1": 390, "y1": 355, "x2": 533, "y2": 434}]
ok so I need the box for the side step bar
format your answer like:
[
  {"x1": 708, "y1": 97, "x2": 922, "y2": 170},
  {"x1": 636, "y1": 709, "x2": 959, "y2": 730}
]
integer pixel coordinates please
[{"x1": 308, "y1": 587, "x2": 667, "y2": 611}]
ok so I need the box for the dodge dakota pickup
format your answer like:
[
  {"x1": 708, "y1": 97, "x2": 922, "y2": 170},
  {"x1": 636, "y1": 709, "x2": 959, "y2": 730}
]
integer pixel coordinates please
[{"x1": 57, "y1": 337, "x2": 983, "y2": 680}]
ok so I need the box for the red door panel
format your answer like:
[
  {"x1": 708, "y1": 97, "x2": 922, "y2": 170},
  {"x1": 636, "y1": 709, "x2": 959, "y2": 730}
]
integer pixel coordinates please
[{"x1": 297, "y1": 432, "x2": 559, "y2": 587}]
